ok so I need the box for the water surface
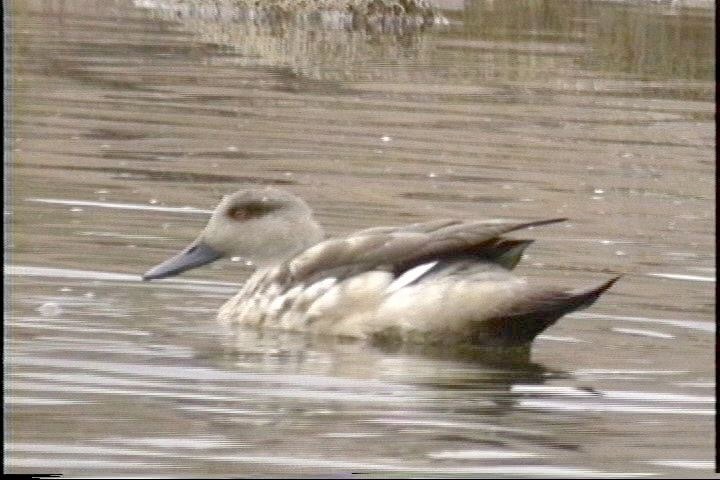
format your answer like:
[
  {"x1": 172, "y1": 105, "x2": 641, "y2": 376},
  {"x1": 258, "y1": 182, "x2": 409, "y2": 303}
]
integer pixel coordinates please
[{"x1": 7, "y1": 0, "x2": 715, "y2": 477}]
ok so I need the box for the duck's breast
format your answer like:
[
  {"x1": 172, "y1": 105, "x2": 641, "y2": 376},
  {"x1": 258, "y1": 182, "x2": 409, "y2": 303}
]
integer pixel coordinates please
[{"x1": 218, "y1": 267, "x2": 396, "y2": 337}]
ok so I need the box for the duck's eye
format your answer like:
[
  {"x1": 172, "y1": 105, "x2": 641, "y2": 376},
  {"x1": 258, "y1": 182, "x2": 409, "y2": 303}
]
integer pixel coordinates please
[{"x1": 226, "y1": 201, "x2": 278, "y2": 221}]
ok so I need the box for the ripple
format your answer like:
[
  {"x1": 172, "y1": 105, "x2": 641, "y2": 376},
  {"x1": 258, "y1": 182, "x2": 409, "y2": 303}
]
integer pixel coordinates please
[
  {"x1": 7, "y1": 265, "x2": 240, "y2": 289},
  {"x1": 5, "y1": 397, "x2": 91, "y2": 405},
  {"x1": 611, "y1": 327, "x2": 674, "y2": 339},
  {"x1": 648, "y1": 273, "x2": 715, "y2": 282},
  {"x1": 519, "y1": 399, "x2": 714, "y2": 416},
  {"x1": 428, "y1": 449, "x2": 542, "y2": 460},
  {"x1": 513, "y1": 385, "x2": 714, "y2": 403},
  {"x1": 535, "y1": 335, "x2": 587, "y2": 343},
  {"x1": 99, "y1": 436, "x2": 237, "y2": 450},
  {"x1": 7, "y1": 443, "x2": 168, "y2": 457},
  {"x1": 646, "y1": 460, "x2": 714, "y2": 470},
  {"x1": 26, "y1": 197, "x2": 213, "y2": 214},
  {"x1": 6, "y1": 458, "x2": 171, "y2": 470},
  {"x1": 197, "y1": 454, "x2": 652, "y2": 477},
  {"x1": 570, "y1": 312, "x2": 715, "y2": 333}
]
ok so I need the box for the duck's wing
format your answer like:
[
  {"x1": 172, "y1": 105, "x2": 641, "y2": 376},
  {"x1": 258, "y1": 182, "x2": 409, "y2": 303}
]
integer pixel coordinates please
[{"x1": 285, "y1": 218, "x2": 567, "y2": 286}]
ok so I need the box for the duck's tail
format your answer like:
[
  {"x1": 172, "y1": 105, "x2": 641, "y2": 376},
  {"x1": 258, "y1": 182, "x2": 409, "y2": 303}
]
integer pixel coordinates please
[
  {"x1": 474, "y1": 275, "x2": 622, "y2": 347},
  {"x1": 568, "y1": 275, "x2": 622, "y2": 310}
]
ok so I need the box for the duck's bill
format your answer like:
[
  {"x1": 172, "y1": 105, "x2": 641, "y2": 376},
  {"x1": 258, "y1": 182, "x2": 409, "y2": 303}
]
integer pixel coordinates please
[{"x1": 142, "y1": 241, "x2": 223, "y2": 281}]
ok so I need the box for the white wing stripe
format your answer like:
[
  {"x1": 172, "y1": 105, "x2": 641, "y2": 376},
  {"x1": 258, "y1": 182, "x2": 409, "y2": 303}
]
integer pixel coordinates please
[{"x1": 386, "y1": 261, "x2": 439, "y2": 293}]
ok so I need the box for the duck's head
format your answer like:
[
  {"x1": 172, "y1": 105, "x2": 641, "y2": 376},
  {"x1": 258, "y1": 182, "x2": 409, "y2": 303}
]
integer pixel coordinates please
[{"x1": 142, "y1": 187, "x2": 323, "y2": 280}]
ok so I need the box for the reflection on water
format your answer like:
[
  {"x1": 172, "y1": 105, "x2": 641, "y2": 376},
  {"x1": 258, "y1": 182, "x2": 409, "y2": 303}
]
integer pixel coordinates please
[
  {"x1": 135, "y1": 0, "x2": 715, "y2": 90},
  {"x1": 134, "y1": 0, "x2": 448, "y2": 84},
  {"x1": 7, "y1": 0, "x2": 715, "y2": 477},
  {"x1": 464, "y1": 0, "x2": 714, "y2": 84}
]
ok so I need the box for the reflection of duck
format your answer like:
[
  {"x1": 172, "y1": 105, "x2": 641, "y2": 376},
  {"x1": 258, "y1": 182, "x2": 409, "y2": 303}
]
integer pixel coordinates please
[{"x1": 143, "y1": 187, "x2": 618, "y2": 348}]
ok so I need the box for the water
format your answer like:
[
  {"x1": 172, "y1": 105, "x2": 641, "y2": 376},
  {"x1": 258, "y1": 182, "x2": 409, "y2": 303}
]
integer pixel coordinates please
[{"x1": 6, "y1": 0, "x2": 715, "y2": 477}]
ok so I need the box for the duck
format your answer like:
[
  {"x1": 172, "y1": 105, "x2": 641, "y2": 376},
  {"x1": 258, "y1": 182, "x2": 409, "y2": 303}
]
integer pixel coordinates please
[{"x1": 143, "y1": 187, "x2": 619, "y2": 347}]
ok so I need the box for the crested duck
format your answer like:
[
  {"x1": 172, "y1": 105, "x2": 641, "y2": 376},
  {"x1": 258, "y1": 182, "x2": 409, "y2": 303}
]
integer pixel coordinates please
[{"x1": 143, "y1": 187, "x2": 619, "y2": 347}]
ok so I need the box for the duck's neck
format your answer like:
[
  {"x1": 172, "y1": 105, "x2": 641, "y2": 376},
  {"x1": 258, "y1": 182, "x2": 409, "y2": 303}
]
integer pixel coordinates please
[{"x1": 251, "y1": 217, "x2": 324, "y2": 269}]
